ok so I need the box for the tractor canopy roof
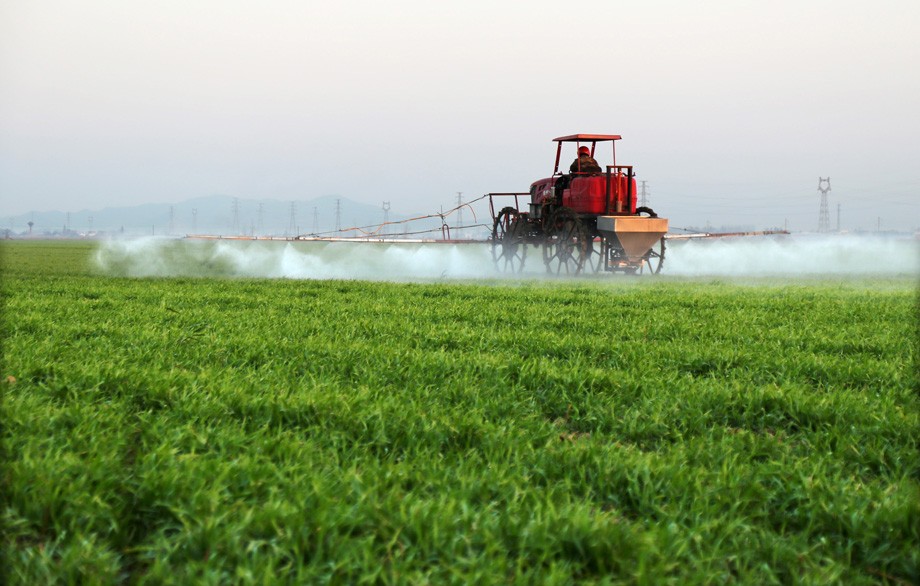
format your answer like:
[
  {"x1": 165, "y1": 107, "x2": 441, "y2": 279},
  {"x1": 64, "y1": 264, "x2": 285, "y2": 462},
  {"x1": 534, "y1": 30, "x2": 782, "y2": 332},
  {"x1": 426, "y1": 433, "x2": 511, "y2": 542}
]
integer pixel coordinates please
[
  {"x1": 550, "y1": 134, "x2": 623, "y2": 174},
  {"x1": 553, "y1": 134, "x2": 621, "y2": 143}
]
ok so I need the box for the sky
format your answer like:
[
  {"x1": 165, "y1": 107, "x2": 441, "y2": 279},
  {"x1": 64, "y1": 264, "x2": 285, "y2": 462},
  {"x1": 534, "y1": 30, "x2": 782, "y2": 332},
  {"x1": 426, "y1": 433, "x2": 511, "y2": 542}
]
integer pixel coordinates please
[{"x1": 1, "y1": 0, "x2": 918, "y2": 233}]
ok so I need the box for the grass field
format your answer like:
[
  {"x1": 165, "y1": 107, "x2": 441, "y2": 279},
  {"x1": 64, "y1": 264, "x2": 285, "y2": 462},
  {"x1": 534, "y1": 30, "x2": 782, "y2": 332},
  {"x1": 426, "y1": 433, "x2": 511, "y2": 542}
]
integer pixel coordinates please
[{"x1": 1, "y1": 239, "x2": 918, "y2": 584}]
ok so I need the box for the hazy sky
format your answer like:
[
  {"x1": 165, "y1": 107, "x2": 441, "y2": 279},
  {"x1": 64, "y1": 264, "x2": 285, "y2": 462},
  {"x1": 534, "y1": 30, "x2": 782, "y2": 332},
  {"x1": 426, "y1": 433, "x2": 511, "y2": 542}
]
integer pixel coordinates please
[{"x1": 2, "y1": 0, "x2": 918, "y2": 232}]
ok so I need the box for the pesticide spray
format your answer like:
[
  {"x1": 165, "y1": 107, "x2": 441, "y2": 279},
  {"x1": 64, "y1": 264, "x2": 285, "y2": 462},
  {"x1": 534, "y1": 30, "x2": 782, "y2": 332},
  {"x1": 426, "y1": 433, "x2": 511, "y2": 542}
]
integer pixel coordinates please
[
  {"x1": 666, "y1": 234, "x2": 919, "y2": 278},
  {"x1": 95, "y1": 238, "x2": 503, "y2": 281},
  {"x1": 94, "y1": 234, "x2": 919, "y2": 281}
]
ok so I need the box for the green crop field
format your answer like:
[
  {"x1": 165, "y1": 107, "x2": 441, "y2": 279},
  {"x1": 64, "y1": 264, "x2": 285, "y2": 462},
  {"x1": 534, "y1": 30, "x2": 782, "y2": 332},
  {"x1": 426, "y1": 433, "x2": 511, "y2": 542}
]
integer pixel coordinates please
[{"x1": 1, "y1": 240, "x2": 917, "y2": 584}]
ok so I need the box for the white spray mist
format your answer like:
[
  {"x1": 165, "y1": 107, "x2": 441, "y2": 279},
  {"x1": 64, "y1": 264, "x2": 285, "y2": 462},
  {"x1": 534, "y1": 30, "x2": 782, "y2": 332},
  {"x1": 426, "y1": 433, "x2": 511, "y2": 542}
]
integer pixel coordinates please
[{"x1": 94, "y1": 235, "x2": 919, "y2": 281}]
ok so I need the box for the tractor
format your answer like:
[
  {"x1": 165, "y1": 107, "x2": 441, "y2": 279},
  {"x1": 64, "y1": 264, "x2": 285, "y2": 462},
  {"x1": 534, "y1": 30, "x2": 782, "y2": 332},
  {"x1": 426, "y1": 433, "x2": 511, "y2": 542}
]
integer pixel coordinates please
[{"x1": 489, "y1": 133, "x2": 668, "y2": 275}]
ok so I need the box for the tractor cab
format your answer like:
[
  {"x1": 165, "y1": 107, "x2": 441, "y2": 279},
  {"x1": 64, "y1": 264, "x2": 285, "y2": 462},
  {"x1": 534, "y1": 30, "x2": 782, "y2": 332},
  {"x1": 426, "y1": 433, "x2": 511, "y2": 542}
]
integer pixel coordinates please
[{"x1": 529, "y1": 134, "x2": 636, "y2": 217}]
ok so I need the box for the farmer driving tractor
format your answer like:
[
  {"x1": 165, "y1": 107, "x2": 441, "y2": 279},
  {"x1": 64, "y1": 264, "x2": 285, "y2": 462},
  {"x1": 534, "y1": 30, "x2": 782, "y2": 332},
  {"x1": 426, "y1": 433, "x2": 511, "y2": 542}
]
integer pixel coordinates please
[{"x1": 570, "y1": 145, "x2": 602, "y2": 174}]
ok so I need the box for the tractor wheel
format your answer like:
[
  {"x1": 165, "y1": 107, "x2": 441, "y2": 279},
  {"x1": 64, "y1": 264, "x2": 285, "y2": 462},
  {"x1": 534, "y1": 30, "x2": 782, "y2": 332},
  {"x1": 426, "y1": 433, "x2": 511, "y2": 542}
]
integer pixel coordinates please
[
  {"x1": 491, "y1": 207, "x2": 527, "y2": 273},
  {"x1": 640, "y1": 236, "x2": 666, "y2": 274},
  {"x1": 583, "y1": 236, "x2": 604, "y2": 274},
  {"x1": 542, "y1": 207, "x2": 592, "y2": 276}
]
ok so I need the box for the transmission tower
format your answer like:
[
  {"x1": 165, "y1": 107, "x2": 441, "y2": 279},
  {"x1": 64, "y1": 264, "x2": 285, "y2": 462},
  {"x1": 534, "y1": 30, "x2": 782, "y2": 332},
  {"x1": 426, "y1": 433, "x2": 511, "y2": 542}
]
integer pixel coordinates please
[
  {"x1": 382, "y1": 201, "x2": 391, "y2": 236},
  {"x1": 639, "y1": 181, "x2": 649, "y2": 207},
  {"x1": 817, "y1": 177, "x2": 831, "y2": 232},
  {"x1": 334, "y1": 199, "x2": 341, "y2": 234}
]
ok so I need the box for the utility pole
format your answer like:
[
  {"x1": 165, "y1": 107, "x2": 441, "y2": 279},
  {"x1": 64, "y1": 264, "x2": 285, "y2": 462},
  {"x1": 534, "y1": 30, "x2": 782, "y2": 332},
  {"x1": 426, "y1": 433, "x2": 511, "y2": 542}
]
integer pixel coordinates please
[
  {"x1": 456, "y1": 192, "x2": 463, "y2": 227},
  {"x1": 312, "y1": 206, "x2": 318, "y2": 235},
  {"x1": 639, "y1": 181, "x2": 649, "y2": 207},
  {"x1": 836, "y1": 203, "x2": 841, "y2": 232},
  {"x1": 382, "y1": 201, "x2": 391, "y2": 236},
  {"x1": 817, "y1": 177, "x2": 831, "y2": 233},
  {"x1": 257, "y1": 203, "x2": 264, "y2": 235},
  {"x1": 288, "y1": 202, "x2": 297, "y2": 236},
  {"x1": 192, "y1": 208, "x2": 198, "y2": 233},
  {"x1": 169, "y1": 206, "x2": 175, "y2": 236},
  {"x1": 231, "y1": 198, "x2": 240, "y2": 234},
  {"x1": 334, "y1": 199, "x2": 341, "y2": 235}
]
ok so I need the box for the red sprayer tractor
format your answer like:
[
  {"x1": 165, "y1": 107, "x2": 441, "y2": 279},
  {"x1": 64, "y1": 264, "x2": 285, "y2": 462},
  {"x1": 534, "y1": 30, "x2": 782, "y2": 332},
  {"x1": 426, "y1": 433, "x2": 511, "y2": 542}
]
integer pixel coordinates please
[{"x1": 489, "y1": 134, "x2": 668, "y2": 275}]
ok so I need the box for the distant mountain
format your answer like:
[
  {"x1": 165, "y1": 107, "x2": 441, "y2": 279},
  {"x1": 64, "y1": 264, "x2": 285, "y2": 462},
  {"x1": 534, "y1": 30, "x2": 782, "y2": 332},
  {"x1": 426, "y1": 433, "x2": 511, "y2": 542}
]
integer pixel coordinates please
[{"x1": 0, "y1": 195, "x2": 443, "y2": 238}]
